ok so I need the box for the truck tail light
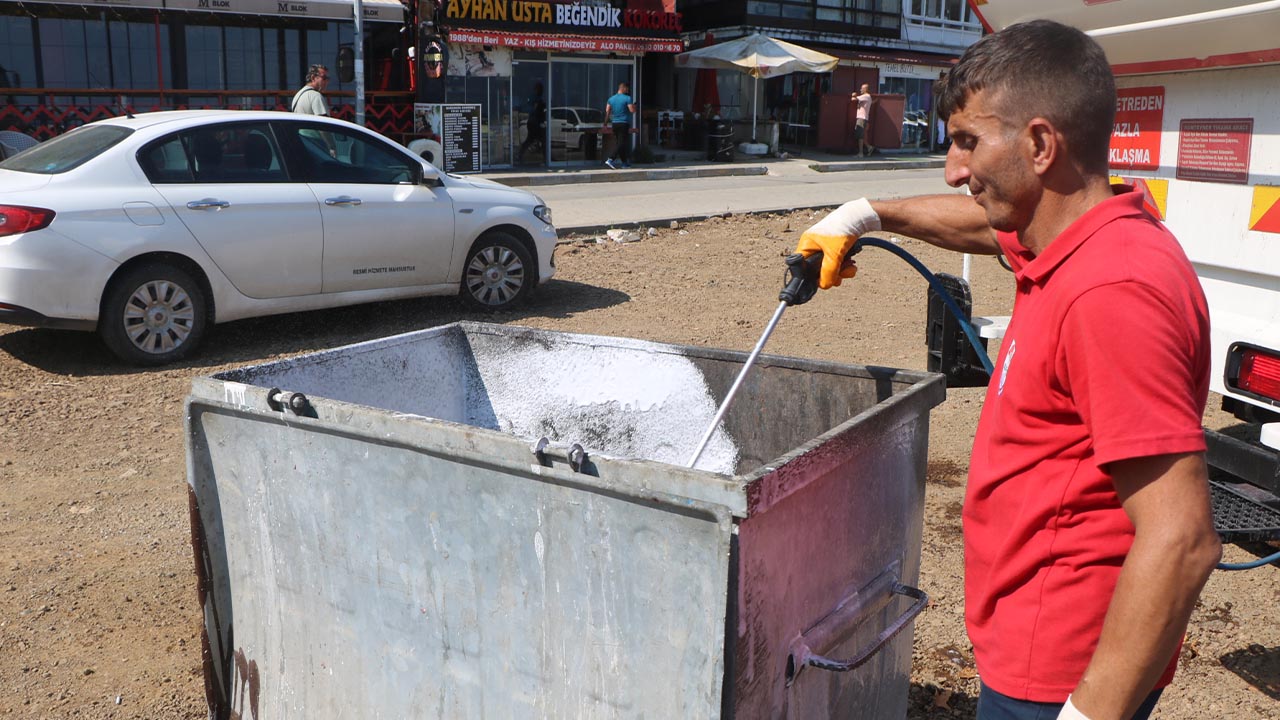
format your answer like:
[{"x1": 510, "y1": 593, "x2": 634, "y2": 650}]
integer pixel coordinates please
[
  {"x1": 1232, "y1": 346, "x2": 1280, "y2": 404},
  {"x1": 0, "y1": 205, "x2": 56, "y2": 237}
]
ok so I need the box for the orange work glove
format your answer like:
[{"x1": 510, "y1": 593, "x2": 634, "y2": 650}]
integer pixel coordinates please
[{"x1": 794, "y1": 198, "x2": 881, "y2": 289}]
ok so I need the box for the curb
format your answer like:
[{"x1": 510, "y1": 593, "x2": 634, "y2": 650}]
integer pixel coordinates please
[
  {"x1": 810, "y1": 158, "x2": 947, "y2": 173},
  {"x1": 557, "y1": 203, "x2": 843, "y2": 240},
  {"x1": 493, "y1": 165, "x2": 769, "y2": 187}
]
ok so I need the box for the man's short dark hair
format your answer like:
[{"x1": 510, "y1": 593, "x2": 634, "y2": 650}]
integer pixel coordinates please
[
  {"x1": 306, "y1": 64, "x2": 329, "y2": 83},
  {"x1": 936, "y1": 19, "x2": 1115, "y2": 172}
]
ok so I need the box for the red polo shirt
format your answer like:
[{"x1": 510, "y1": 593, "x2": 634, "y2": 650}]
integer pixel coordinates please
[{"x1": 964, "y1": 187, "x2": 1211, "y2": 702}]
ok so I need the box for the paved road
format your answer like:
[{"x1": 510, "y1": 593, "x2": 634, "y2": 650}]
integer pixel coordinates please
[{"x1": 533, "y1": 166, "x2": 957, "y2": 232}]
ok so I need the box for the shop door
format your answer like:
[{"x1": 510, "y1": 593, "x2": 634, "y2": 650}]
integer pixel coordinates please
[
  {"x1": 512, "y1": 61, "x2": 549, "y2": 167},
  {"x1": 549, "y1": 60, "x2": 632, "y2": 166}
]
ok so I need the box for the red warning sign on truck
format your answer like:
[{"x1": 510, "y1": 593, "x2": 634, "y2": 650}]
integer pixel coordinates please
[
  {"x1": 1108, "y1": 86, "x2": 1164, "y2": 171},
  {"x1": 1176, "y1": 118, "x2": 1254, "y2": 185}
]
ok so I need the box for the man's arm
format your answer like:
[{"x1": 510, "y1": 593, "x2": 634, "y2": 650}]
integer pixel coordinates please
[
  {"x1": 872, "y1": 195, "x2": 999, "y2": 254},
  {"x1": 796, "y1": 194, "x2": 997, "y2": 289},
  {"x1": 1068, "y1": 452, "x2": 1221, "y2": 720}
]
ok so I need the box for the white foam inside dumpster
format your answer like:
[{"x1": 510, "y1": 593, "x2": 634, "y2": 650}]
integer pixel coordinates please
[
  {"x1": 466, "y1": 337, "x2": 739, "y2": 473},
  {"x1": 222, "y1": 328, "x2": 740, "y2": 474}
]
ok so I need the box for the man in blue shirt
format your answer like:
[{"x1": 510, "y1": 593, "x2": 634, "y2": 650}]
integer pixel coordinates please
[{"x1": 603, "y1": 82, "x2": 636, "y2": 169}]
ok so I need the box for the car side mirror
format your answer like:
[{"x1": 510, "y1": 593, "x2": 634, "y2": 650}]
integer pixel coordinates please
[{"x1": 419, "y1": 161, "x2": 441, "y2": 186}]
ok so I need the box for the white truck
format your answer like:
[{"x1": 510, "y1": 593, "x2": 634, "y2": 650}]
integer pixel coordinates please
[{"x1": 946, "y1": 1, "x2": 1280, "y2": 536}]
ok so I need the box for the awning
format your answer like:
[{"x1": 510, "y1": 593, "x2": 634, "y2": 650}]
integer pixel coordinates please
[
  {"x1": 969, "y1": 0, "x2": 1280, "y2": 74},
  {"x1": 830, "y1": 48, "x2": 957, "y2": 68},
  {"x1": 449, "y1": 28, "x2": 684, "y2": 53},
  {"x1": 16, "y1": 0, "x2": 406, "y2": 21}
]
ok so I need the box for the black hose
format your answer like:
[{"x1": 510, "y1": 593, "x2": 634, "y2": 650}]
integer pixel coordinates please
[{"x1": 854, "y1": 237, "x2": 995, "y2": 374}]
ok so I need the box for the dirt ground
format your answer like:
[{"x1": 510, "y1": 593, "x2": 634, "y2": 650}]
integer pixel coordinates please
[{"x1": 1, "y1": 209, "x2": 1278, "y2": 719}]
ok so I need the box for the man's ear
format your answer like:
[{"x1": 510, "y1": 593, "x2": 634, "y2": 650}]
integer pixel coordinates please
[{"x1": 1026, "y1": 118, "x2": 1059, "y2": 176}]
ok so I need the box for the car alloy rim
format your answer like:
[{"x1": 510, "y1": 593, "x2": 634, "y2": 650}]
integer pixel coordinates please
[
  {"x1": 465, "y1": 245, "x2": 525, "y2": 306},
  {"x1": 122, "y1": 280, "x2": 196, "y2": 354}
]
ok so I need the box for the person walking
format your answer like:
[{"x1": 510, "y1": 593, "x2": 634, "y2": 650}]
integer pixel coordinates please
[
  {"x1": 797, "y1": 19, "x2": 1220, "y2": 720},
  {"x1": 291, "y1": 64, "x2": 331, "y2": 117},
  {"x1": 292, "y1": 64, "x2": 336, "y2": 158},
  {"x1": 517, "y1": 82, "x2": 547, "y2": 164},
  {"x1": 604, "y1": 82, "x2": 635, "y2": 169},
  {"x1": 852, "y1": 83, "x2": 875, "y2": 157}
]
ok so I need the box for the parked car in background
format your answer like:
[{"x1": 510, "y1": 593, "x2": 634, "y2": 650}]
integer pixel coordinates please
[
  {"x1": 550, "y1": 106, "x2": 605, "y2": 153},
  {"x1": 0, "y1": 110, "x2": 557, "y2": 365}
]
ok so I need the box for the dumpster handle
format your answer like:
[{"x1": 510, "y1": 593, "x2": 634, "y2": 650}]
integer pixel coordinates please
[
  {"x1": 532, "y1": 437, "x2": 589, "y2": 473},
  {"x1": 786, "y1": 581, "x2": 928, "y2": 685}
]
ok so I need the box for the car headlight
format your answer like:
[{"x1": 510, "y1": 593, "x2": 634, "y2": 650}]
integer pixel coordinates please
[{"x1": 533, "y1": 204, "x2": 553, "y2": 226}]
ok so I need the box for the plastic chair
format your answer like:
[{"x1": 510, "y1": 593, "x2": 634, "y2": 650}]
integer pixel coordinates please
[{"x1": 0, "y1": 130, "x2": 40, "y2": 159}]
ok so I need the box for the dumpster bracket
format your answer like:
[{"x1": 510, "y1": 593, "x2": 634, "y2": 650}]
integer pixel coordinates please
[{"x1": 532, "y1": 436, "x2": 590, "y2": 473}]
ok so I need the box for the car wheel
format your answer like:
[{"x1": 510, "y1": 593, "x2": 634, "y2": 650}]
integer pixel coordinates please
[
  {"x1": 99, "y1": 262, "x2": 208, "y2": 365},
  {"x1": 461, "y1": 232, "x2": 534, "y2": 311}
]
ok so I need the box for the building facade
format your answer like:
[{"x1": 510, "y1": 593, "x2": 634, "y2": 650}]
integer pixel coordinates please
[
  {"x1": 0, "y1": 0, "x2": 683, "y2": 168},
  {"x1": 673, "y1": 0, "x2": 980, "y2": 152}
]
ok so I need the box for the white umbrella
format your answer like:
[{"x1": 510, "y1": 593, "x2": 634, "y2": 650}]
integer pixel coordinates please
[{"x1": 676, "y1": 33, "x2": 838, "y2": 142}]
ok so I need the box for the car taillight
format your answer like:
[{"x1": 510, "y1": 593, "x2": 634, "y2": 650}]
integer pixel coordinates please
[
  {"x1": 1238, "y1": 348, "x2": 1280, "y2": 403},
  {"x1": 0, "y1": 205, "x2": 56, "y2": 237}
]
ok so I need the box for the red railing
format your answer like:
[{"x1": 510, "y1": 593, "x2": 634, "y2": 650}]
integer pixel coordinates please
[{"x1": 0, "y1": 88, "x2": 415, "y2": 140}]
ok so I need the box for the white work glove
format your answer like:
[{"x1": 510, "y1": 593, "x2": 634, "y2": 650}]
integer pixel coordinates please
[
  {"x1": 794, "y1": 198, "x2": 881, "y2": 289},
  {"x1": 1057, "y1": 695, "x2": 1092, "y2": 720}
]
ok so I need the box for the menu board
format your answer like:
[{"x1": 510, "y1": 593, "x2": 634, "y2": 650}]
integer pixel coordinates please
[
  {"x1": 412, "y1": 103, "x2": 482, "y2": 173},
  {"x1": 441, "y1": 104, "x2": 481, "y2": 174}
]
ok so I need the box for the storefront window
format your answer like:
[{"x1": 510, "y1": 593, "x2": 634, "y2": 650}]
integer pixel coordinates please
[
  {"x1": 879, "y1": 74, "x2": 935, "y2": 150},
  {"x1": 549, "y1": 59, "x2": 629, "y2": 165},
  {"x1": 39, "y1": 19, "x2": 91, "y2": 89},
  {"x1": 0, "y1": 15, "x2": 37, "y2": 91},
  {"x1": 225, "y1": 27, "x2": 266, "y2": 90},
  {"x1": 109, "y1": 21, "x2": 169, "y2": 90},
  {"x1": 187, "y1": 25, "x2": 225, "y2": 89}
]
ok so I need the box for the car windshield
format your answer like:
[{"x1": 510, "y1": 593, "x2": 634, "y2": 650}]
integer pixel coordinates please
[
  {"x1": 576, "y1": 109, "x2": 605, "y2": 123},
  {"x1": 0, "y1": 125, "x2": 133, "y2": 174}
]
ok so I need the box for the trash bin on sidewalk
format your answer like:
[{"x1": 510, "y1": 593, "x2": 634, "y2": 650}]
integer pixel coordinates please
[
  {"x1": 706, "y1": 119, "x2": 735, "y2": 161},
  {"x1": 186, "y1": 322, "x2": 944, "y2": 719}
]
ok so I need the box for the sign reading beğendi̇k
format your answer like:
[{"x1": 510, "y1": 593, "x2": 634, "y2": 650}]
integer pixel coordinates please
[{"x1": 446, "y1": 0, "x2": 682, "y2": 37}]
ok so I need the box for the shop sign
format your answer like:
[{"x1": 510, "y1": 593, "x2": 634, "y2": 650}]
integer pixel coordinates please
[
  {"x1": 448, "y1": 44, "x2": 513, "y2": 77},
  {"x1": 1176, "y1": 118, "x2": 1253, "y2": 185},
  {"x1": 414, "y1": 103, "x2": 482, "y2": 174},
  {"x1": 1108, "y1": 86, "x2": 1163, "y2": 171},
  {"x1": 449, "y1": 29, "x2": 682, "y2": 53},
  {"x1": 162, "y1": 0, "x2": 404, "y2": 20},
  {"x1": 877, "y1": 63, "x2": 943, "y2": 79},
  {"x1": 446, "y1": 0, "x2": 681, "y2": 37}
]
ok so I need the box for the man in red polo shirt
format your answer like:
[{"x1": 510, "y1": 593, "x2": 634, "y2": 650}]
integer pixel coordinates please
[{"x1": 795, "y1": 20, "x2": 1221, "y2": 720}]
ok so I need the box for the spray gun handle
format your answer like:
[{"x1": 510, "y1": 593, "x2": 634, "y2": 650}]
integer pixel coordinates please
[{"x1": 779, "y1": 242, "x2": 861, "y2": 306}]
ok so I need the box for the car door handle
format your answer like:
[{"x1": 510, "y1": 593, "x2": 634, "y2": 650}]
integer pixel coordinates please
[
  {"x1": 324, "y1": 196, "x2": 362, "y2": 206},
  {"x1": 186, "y1": 199, "x2": 230, "y2": 210}
]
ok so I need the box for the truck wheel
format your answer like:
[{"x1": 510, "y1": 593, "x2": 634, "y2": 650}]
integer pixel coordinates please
[
  {"x1": 99, "y1": 262, "x2": 208, "y2": 365},
  {"x1": 461, "y1": 232, "x2": 534, "y2": 311}
]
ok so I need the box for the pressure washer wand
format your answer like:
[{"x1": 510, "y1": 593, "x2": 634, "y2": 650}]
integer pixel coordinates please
[{"x1": 686, "y1": 250, "x2": 843, "y2": 469}]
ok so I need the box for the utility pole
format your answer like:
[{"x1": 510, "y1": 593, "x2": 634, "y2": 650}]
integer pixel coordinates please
[{"x1": 354, "y1": 0, "x2": 366, "y2": 126}]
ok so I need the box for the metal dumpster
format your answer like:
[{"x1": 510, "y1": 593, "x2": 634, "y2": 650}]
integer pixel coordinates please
[{"x1": 186, "y1": 322, "x2": 945, "y2": 719}]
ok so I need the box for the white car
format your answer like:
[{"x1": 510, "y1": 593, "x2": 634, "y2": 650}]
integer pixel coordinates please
[
  {"x1": 0, "y1": 110, "x2": 557, "y2": 365},
  {"x1": 550, "y1": 106, "x2": 605, "y2": 153}
]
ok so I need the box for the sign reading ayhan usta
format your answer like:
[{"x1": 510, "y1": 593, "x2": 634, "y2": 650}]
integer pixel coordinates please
[{"x1": 447, "y1": 0, "x2": 681, "y2": 34}]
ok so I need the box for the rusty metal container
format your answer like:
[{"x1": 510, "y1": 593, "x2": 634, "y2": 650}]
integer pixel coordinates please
[{"x1": 185, "y1": 322, "x2": 944, "y2": 718}]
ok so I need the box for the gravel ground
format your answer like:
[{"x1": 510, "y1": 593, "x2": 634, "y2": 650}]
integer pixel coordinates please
[{"x1": 0, "y1": 209, "x2": 1276, "y2": 718}]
